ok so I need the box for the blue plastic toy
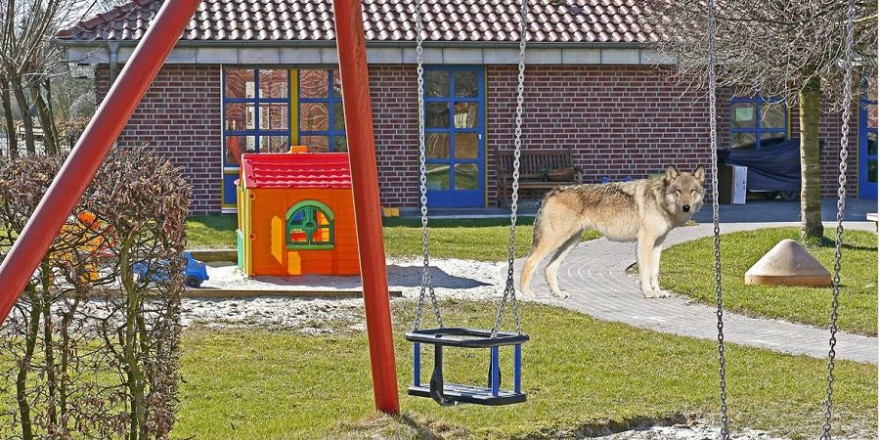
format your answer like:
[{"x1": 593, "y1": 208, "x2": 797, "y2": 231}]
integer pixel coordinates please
[{"x1": 133, "y1": 251, "x2": 209, "y2": 288}]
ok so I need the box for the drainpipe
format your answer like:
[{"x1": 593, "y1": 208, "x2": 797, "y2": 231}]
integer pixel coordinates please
[{"x1": 108, "y1": 42, "x2": 120, "y2": 83}]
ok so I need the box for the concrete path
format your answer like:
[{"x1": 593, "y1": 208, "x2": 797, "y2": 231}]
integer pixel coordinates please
[{"x1": 517, "y1": 221, "x2": 878, "y2": 364}]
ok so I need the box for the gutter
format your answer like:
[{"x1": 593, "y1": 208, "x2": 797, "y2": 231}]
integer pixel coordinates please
[
  {"x1": 107, "y1": 42, "x2": 120, "y2": 81},
  {"x1": 54, "y1": 38, "x2": 654, "y2": 50}
]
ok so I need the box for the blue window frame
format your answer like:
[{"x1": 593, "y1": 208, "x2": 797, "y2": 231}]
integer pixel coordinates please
[
  {"x1": 223, "y1": 69, "x2": 291, "y2": 166},
  {"x1": 422, "y1": 66, "x2": 485, "y2": 208},
  {"x1": 729, "y1": 95, "x2": 788, "y2": 149},
  {"x1": 859, "y1": 98, "x2": 877, "y2": 199},
  {"x1": 298, "y1": 69, "x2": 347, "y2": 152}
]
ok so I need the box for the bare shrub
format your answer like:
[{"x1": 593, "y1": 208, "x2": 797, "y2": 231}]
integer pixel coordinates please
[{"x1": 0, "y1": 147, "x2": 191, "y2": 439}]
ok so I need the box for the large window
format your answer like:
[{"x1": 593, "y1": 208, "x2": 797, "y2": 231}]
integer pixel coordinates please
[
  {"x1": 223, "y1": 69, "x2": 291, "y2": 166},
  {"x1": 298, "y1": 70, "x2": 347, "y2": 152},
  {"x1": 286, "y1": 201, "x2": 335, "y2": 250},
  {"x1": 729, "y1": 95, "x2": 787, "y2": 149}
]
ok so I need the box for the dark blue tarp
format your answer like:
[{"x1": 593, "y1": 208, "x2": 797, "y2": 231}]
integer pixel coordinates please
[{"x1": 718, "y1": 138, "x2": 807, "y2": 192}]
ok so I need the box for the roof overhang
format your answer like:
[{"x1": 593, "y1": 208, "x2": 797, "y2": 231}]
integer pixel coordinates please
[{"x1": 57, "y1": 40, "x2": 676, "y2": 66}]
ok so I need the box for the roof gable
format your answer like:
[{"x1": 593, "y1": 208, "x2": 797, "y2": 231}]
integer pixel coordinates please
[
  {"x1": 241, "y1": 152, "x2": 352, "y2": 190},
  {"x1": 57, "y1": 0, "x2": 658, "y2": 44}
]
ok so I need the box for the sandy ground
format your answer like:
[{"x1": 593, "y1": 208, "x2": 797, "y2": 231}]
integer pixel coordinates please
[{"x1": 181, "y1": 257, "x2": 507, "y2": 328}]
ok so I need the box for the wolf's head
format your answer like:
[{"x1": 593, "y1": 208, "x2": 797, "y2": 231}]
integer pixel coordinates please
[{"x1": 662, "y1": 165, "x2": 705, "y2": 220}]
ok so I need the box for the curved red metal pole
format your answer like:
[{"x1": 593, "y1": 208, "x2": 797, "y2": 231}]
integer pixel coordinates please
[
  {"x1": 333, "y1": 0, "x2": 401, "y2": 414},
  {"x1": 0, "y1": 0, "x2": 201, "y2": 325}
]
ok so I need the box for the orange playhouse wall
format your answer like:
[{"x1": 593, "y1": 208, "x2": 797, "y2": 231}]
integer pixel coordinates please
[{"x1": 248, "y1": 188, "x2": 360, "y2": 276}]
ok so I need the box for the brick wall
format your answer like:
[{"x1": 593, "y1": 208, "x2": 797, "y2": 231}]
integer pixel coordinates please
[
  {"x1": 96, "y1": 63, "x2": 860, "y2": 214},
  {"x1": 96, "y1": 64, "x2": 222, "y2": 214}
]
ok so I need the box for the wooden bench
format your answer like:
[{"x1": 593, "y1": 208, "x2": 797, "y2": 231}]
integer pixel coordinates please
[{"x1": 495, "y1": 148, "x2": 581, "y2": 206}]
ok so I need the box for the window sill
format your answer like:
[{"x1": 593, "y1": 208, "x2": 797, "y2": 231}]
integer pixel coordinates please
[{"x1": 287, "y1": 244, "x2": 335, "y2": 251}]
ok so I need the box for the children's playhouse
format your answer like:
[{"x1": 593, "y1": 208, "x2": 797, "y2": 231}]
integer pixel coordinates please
[{"x1": 236, "y1": 152, "x2": 359, "y2": 276}]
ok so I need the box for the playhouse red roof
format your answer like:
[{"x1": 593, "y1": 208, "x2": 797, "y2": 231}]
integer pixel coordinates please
[{"x1": 241, "y1": 153, "x2": 352, "y2": 189}]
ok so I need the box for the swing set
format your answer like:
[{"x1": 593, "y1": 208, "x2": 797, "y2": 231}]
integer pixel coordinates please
[{"x1": 0, "y1": 0, "x2": 858, "y2": 437}]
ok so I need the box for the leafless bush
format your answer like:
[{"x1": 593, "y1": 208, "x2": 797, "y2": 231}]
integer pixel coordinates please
[{"x1": 0, "y1": 147, "x2": 191, "y2": 439}]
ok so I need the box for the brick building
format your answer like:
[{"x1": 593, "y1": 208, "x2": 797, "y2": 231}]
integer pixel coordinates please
[{"x1": 57, "y1": 0, "x2": 877, "y2": 214}]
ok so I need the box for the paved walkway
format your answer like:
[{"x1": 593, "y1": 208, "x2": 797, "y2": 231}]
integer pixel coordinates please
[{"x1": 516, "y1": 221, "x2": 878, "y2": 364}]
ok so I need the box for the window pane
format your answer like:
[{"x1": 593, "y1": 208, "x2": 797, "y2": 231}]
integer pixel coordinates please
[
  {"x1": 426, "y1": 71, "x2": 449, "y2": 97},
  {"x1": 760, "y1": 132, "x2": 786, "y2": 147},
  {"x1": 454, "y1": 133, "x2": 479, "y2": 159},
  {"x1": 426, "y1": 133, "x2": 449, "y2": 159},
  {"x1": 333, "y1": 136, "x2": 348, "y2": 152},
  {"x1": 427, "y1": 102, "x2": 450, "y2": 128},
  {"x1": 426, "y1": 164, "x2": 449, "y2": 190},
  {"x1": 289, "y1": 227, "x2": 307, "y2": 243},
  {"x1": 304, "y1": 135, "x2": 330, "y2": 152},
  {"x1": 732, "y1": 103, "x2": 756, "y2": 128},
  {"x1": 454, "y1": 71, "x2": 478, "y2": 97},
  {"x1": 761, "y1": 101, "x2": 786, "y2": 128},
  {"x1": 290, "y1": 209, "x2": 306, "y2": 225},
  {"x1": 225, "y1": 103, "x2": 254, "y2": 130},
  {"x1": 333, "y1": 103, "x2": 346, "y2": 131},
  {"x1": 225, "y1": 69, "x2": 255, "y2": 98},
  {"x1": 300, "y1": 69, "x2": 329, "y2": 98},
  {"x1": 259, "y1": 70, "x2": 289, "y2": 99},
  {"x1": 454, "y1": 102, "x2": 478, "y2": 128},
  {"x1": 260, "y1": 103, "x2": 288, "y2": 130},
  {"x1": 868, "y1": 105, "x2": 877, "y2": 129},
  {"x1": 225, "y1": 136, "x2": 255, "y2": 165},
  {"x1": 300, "y1": 103, "x2": 329, "y2": 131},
  {"x1": 869, "y1": 159, "x2": 877, "y2": 184},
  {"x1": 260, "y1": 135, "x2": 289, "y2": 153},
  {"x1": 869, "y1": 132, "x2": 877, "y2": 156},
  {"x1": 454, "y1": 163, "x2": 479, "y2": 190},
  {"x1": 732, "y1": 133, "x2": 757, "y2": 149},
  {"x1": 332, "y1": 70, "x2": 342, "y2": 98}
]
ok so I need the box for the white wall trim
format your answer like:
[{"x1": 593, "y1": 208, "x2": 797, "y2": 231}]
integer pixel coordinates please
[{"x1": 65, "y1": 46, "x2": 676, "y2": 66}]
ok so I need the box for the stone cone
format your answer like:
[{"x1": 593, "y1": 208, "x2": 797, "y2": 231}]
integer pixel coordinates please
[{"x1": 744, "y1": 239, "x2": 832, "y2": 287}]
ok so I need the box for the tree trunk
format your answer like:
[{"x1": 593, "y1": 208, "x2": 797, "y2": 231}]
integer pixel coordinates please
[
  {"x1": 0, "y1": 77, "x2": 18, "y2": 158},
  {"x1": 30, "y1": 82, "x2": 57, "y2": 155},
  {"x1": 11, "y1": 76, "x2": 36, "y2": 155},
  {"x1": 799, "y1": 76, "x2": 824, "y2": 242}
]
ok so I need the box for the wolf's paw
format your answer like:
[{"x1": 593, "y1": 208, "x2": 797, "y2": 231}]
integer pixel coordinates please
[
  {"x1": 653, "y1": 289, "x2": 672, "y2": 298},
  {"x1": 552, "y1": 290, "x2": 571, "y2": 299}
]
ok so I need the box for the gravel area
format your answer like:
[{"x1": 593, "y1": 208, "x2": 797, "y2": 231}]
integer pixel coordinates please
[{"x1": 182, "y1": 257, "x2": 507, "y2": 328}]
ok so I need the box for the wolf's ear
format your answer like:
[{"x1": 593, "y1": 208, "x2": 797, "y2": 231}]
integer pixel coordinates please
[
  {"x1": 664, "y1": 165, "x2": 680, "y2": 182},
  {"x1": 693, "y1": 165, "x2": 706, "y2": 183}
]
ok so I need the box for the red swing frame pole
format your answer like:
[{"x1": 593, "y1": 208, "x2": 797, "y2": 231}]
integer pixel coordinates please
[
  {"x1": 332, "y1": 0, "x2": 400, "y2": 414},
  {"x1": 0, "y1": 0, "x2": 202, "y2": 325}
]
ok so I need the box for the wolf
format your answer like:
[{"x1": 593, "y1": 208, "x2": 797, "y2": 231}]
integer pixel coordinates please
[{"x1": 520, "y1": 165, "x2": 705, "y2": 299}]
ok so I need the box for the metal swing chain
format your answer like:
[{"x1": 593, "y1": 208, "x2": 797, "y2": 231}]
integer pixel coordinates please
[
  {"x1": 821, "y1": 0, "x2": 855, "y2": 438},
  {"x1": 492, "y1": 0, "x2": 528, "y2": 338},
  {"x1": 413, "y1": 0, "x2": 443, "y2": 331},
  {"x1": 706, "y1": 1, "x2": 730, "y2": 439}
]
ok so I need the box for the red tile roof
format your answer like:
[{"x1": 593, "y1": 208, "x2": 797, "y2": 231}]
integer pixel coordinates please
[
  {"x1": 57, "y1": 0, "x2": 657, "y2": 44},
  {"x1": 241, "y1": 153, "x2": 352, "y2": 189}
]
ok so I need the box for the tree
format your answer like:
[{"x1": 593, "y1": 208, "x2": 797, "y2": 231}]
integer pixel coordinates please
[
  {"x1": 0, "y1": 0, "x2": 128, "y2": 157},
  {"x1": 647, "y1": 0, "x2": 878, "y2": 241}
]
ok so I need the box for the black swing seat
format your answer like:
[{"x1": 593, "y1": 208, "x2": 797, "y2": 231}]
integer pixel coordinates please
[{"x1": 405, "y1": 327, "x2": 529, "y2": 406}]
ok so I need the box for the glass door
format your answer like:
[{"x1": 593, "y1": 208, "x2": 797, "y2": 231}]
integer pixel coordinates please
[
  {"x1": 423, "y1": 66, "x2": 485, "y2": 208},
  {"x1": 859, "y1": 99, "x2": 877, "y2": 199}
]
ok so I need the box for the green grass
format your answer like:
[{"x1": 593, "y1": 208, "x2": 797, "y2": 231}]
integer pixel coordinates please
[
  {"x1": 187, "y1": 215, "x2": 238, "y2": 249},
  {"x1": 661, "y1": 228, "x2": 878, "y2": 336},
  {"x1": 188, "y1": 215, "x2": 600, "y2": 261},
  {"x1": 174, "y1": 301, "x2": 876, "y2": 439}
]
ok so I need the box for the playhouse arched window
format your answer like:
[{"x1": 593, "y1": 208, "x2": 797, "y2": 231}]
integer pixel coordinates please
[{"x1": 286, "y1": 201, "x2": 335, "y2": 249}]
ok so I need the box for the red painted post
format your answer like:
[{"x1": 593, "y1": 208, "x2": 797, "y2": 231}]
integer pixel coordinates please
[
  {"x1": 0, "y1": 0, "x2": 201, "y2": 325},
  {"x1": 332, "y1": 0, "x2": 401, "y2": 414}
]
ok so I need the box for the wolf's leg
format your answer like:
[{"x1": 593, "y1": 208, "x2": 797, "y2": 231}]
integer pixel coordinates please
[
  {"x1": 544, "y1": 233, "x2": 581, "y2": 299},
  {"x1": 650, "y1": 238, "x2": 670, "y2": 298},
  {"x1": 637, "y1": 231, "x2": 657, "y2": 298},
  {"x1": 520, "y1": 227, "x2": 572, "y2": 299}
]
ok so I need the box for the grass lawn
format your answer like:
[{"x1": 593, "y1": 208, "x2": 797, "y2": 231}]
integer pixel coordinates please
[
  {"x1": 661, "y1": 228, "x2": 878, "y2": 336},
  {"x1": 188, "y1": 214, "x2": 600, "y2": 261},
  {"x1": 174, "y1": 301, "x2": 876, "y2": 439}
]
